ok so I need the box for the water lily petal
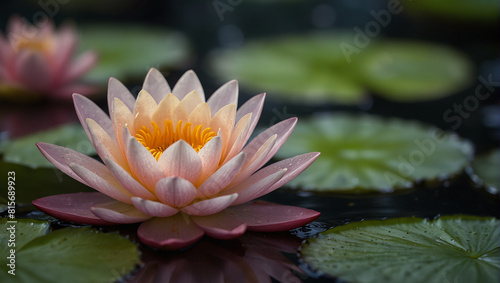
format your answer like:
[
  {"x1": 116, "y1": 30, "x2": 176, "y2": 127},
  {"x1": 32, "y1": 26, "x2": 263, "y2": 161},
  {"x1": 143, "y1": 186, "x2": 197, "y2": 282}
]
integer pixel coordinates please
[
  {"x1": 226, "y1": 201, "x2": 320, "y2": 232},
  {"x1": 36, "y1": 142, "x2": 99, "y2": 186},
  {"x1": 172, "y1": 70, "x2": 205, "y2": 101},
  {"x1": 143, "y1": 68, "x2": 171, "y2": 103},
  {"x1": 32, "y1": 192, "x2": 115, "y2": 225},
  {"x1": 0, "y1": 35, "x2": 14, "y2": 68},
  {"x1": 235, "y1": 93, "x2": 265, "y2": 144},
  {"x1": 180, "y1": 90, "x2": 204, "y2": 115},
  {"x1": 73, "y1": 93, "x2": 114, "y2": 139},
  {"x1": 207, "y1": 80, "x2": 238, "y2": 116},
  {"x1": 197, "y1": 136, "x2": 223, "y2": 183},
  {"x1": 69, "y1": 163, "x2": 133, "y2": 204},
  {"x1": 91, "y1": 200, "x2": 151, "y2": 223},
  {"x1": 132, "y1": 90, "x2": 157, "y2": 134},
  {"x1": 256, "y1": 152, "x2": 321, "y2": 193},
  {"x1": 242, "y1": 117, "x2": 297, "y2": 166},
  {"x1": 87, "y1": 118, "x2": 127, "y2": 169},
  {"x1": 231, "y1": 168, "x2": 286, "y2": 205},
  {"x1": 64, "y1": 50, "x2": 98, "y2": 82},
  {"x1": 131, "y1": 197, "x2": 179, "y2": 217},
  {"x1": 105, "y1": 157, "x2": 156, "y2": 200},
  {"x1": 182, "y1": 193, "x2": 238, "y2": 216},
  {"x1": 158, "y1": 140, "x2": 202, "y2": 184},
  {"x1": 192, "y1": 213, "x2": 247, "y2": 240},
  {"x1": 126, "y1": 136, "x2": 165, "y2": 190},
  {"x1": 16, "y1": 51, "x2": 51, "y2": 91},
  {"x1": 227, "y1": 152, "x2": 320, "y2": 198},
  {"x1": 233, "y1": 134, "x2": 276, "y2": 185},
  {"x1": 155, "y1": 177, "x2": 197, "y2": 207},
  {"x1": 151, "y1": 93, "x2": 187, "y2": 129},
  {"x1": 112, "y1": 98, "x2": 134, "y2": 152},
  {"x1": 108, "y1": 77, "x2": 135, "y2": 113},
  {"x1": 197, "y1": 152, "x2": 246, "y2": 198},
  {"x1": 223, "y1": 113, "x2": 251, "y2": 162},
  {"x1": 210, "y1": 104, "x2": 236, "y2": 158},
  {"x1": 138, "y1": 214, "x2": 204, "y2": 250},
  {"x1": 52, "y1": 24, "x2": 77, "y2": 75},
  {"x1": 187, "y1": 102, "x2": 211, "y2": 128}
]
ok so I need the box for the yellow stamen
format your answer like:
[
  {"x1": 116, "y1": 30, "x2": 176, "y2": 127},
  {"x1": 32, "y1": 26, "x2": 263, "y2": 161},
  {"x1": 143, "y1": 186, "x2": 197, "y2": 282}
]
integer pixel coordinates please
[
  {"x1": 135, "y1": 120, "x2": 216, "y2": 160},
  {"x1": 13, "y1": 37, "x2": 53, "y2": 54}
]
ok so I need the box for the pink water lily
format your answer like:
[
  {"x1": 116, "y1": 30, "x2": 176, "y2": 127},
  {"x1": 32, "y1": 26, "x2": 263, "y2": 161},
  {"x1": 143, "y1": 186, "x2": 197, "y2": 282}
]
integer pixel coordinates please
[
  {"x1": 33, "y1": 68, "x2": 320, "y2": 249},
  {"x1": 0, "y1": 16, "x2": 98, "y2": 100}
]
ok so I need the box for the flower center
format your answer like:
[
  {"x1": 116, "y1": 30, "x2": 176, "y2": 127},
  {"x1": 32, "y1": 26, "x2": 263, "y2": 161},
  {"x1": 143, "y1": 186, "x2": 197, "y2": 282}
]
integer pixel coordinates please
[
  {"x1": 12, "y1": 37, "x2": 53, "y2": 54},
  {"x1": 135, "y1": 120, "x2": 217, "y2": 160}
]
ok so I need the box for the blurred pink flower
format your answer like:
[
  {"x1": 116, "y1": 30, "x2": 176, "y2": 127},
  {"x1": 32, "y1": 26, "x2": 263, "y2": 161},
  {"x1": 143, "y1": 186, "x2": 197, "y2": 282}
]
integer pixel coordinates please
[
  {"x1": 33, "y1": 68, "x2": 320, "y2": 250},
  {"x1": 0, "y1": 16, "x2": 98, "y2": 101}
]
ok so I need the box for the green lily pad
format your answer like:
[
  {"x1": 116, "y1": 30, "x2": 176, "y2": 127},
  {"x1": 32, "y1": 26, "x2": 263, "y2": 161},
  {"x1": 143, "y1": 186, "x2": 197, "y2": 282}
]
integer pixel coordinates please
[
  {"x1": 405, "y1": 0, "x2": 499, "y2": 22},
  {"x1": 0, "y1": 161, "x2": 94, "y2": 205},
  {"x1": 470, "y1": 149, "x2": 500, "y2": 195},
  {"x1": 0, "y1": 218, "x2": 50, "y2": 256},
  {"x1": 301, "y1": 215, "x2": 500, "y2": 283},
  {"x1": 360, "y1": 42, "x2": 473, "y2": 102},
  {"x1": 275, "y1": 114, "x2": 473, "y2": 193},
  {"x1": 209, "y1": 32, "x2": 368, "y2": 105},
  {"x1": 79, "y1": 24, "x2": 191, "y2": 84},
  {"x1": 0, "y1": 218, "x2": 140, "y2": 283},
  {"x1": 208, "y1": 33, "x2": 472, "y2": 104},
  {"x1": 1, "y1": 123, "x2": 96, "y2": 169}
]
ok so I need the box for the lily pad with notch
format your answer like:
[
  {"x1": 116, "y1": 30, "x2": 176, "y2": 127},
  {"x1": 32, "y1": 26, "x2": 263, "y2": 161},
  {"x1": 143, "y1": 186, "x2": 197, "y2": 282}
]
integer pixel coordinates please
[{"x1": 300, "y1": 215, "x2": 500, "y2": 283}]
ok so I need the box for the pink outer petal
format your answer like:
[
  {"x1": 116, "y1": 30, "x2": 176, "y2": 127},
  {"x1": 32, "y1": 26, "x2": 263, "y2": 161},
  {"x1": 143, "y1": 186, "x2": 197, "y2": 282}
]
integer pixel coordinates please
[
  {"x1": 158, "y1": 140, "x2": 202, "y2": 184},
  {"x1": 192, "y1": 213, "x2": 247, "y2": 240},
  {"x1": 64, "y1": 51, "x2": 98, "y2": 83},
  {"x1": 197, "y1": 136, "x2": 223, "y2": 184},
  {"x1": 73, "y1": 93, "x2": 114, "y2": 140},
  {"x1": 172, "y1": 70, "x2": 205, "y2": 101},
  {"x1": 231, "y1": 169, "x2": 286, "y2": 206},
  {"x1": 138, "y1": 214, "x2": 204, "y2": 250},
  {"x1": 206, "y1": 80, "x2": 238, "y2": 116},
  {"x1": 131, "y1": 197, "x2": 179, "y2": 218},
  {"x1": 32, "y1": 192, "x2": 116, "y2": 225},
  {"x1": 143, "y1": 68, "x2": 171, "y2": 103},
  {"x1": 181, "y1": 193, "x2": 238, "y2": 216},
  {"x1": 225, "y1": 152, "x2": 320, "y2": 200},
  {"x1": 105, "y1": 157, "x2": 156, "y2": 201},
  {"x1": 126, "y1": 136, "x2": 165, "y2": 190},
  {"x1": 196, "y1": 152, "x2": 246, "y2": 198},
  {"x1": 107, "y1": 77, "x2": 136, "y2": 113},
  {"x1": 155, "y1": 177, "x2": 197, "y2": 208},
  {"x1": 234, "y1": 93, "x2": 265, "y2": 145},
  {"x1": 52, "y1": 24, "x2": 77, "y2": 76},
  {"x1": 91, "y1": 200, "x2": 152, "y2": 224},
  {"x1": 241, "y1": 118, "x2": 297, "y2": 169},
  {"x1": 36, "y1": 142, "x2": 98, "y2": 187},
  {"x1": 226, "y1": 201, "x2": 320, "y2": 232},
  {"x1": 15, "y1": 51, "x2": 51, "y2": 91},
  {"x1": 0, "y1": 35, "x2": 14, "y2": 68},
  {"x1": 69, "y1": 163, "x2": 133, "y2": 204}
]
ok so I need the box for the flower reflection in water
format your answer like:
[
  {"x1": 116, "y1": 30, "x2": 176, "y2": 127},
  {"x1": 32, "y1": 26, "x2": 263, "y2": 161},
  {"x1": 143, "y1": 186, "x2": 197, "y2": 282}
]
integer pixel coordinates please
[{"x1": 129, "y1": 232, "x2": 304, "y2": 283}]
